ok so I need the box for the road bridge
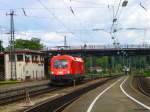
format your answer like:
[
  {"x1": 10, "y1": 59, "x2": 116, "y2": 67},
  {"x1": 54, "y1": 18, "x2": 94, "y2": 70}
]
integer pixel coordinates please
[{"x1": 42, "y1": 44, "x2": 150, "y2": 56}]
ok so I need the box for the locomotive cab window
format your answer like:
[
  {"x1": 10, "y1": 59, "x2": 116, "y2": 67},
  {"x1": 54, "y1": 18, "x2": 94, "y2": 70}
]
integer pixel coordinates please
[{"x1": 54, "y1": 59, "x2": 68, "y2": 68}]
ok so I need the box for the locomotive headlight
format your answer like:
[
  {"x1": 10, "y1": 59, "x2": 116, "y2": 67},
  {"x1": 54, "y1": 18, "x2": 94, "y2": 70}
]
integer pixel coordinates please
[
  {"x1": 51, "y1": 71, "x2": 54, "y2": 74},
  {"x1": 67, "y1": 71, "x2": 70, "y2": 74}
]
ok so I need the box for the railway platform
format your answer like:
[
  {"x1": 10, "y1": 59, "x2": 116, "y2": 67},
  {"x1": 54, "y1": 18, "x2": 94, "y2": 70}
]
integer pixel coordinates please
[
  {"x1": 63, "y1": 76, "x2": 150, "y2": 112},
  {"x1": 0, "y1": 79, "x2": 50, "y2": 92}
]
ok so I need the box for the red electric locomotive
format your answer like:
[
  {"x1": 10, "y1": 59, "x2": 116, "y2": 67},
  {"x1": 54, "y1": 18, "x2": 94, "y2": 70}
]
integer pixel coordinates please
[{"x1": 50, "y1": 55, "x2": 85, "y2": 83}]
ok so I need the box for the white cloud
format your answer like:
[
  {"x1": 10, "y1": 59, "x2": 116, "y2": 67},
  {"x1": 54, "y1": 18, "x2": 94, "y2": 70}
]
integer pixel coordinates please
[
  {"x1": 0, "y1": 0, "x2": 150, "y2": 47},
  {"x1": 42, "y1": 32, "x2": 64, "y2": 42}
]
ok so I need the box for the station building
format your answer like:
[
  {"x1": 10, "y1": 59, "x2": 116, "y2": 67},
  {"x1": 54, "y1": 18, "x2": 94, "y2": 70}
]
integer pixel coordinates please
[{"x1": 0, "y1": 50, "x2": 45, "y2": 81}]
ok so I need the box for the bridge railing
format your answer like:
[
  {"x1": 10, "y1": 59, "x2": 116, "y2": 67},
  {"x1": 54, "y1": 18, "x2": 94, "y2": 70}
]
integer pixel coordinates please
[{"x1": 44, "y1": 44, "x2": 150, "y2": 51}]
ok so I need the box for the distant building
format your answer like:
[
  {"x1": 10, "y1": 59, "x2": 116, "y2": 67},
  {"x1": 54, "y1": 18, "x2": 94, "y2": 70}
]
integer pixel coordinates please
[
  {"x1": 0, "y1": 50, "x2": 45, "y2": 81},
  {"x1": 89, "y1": 66, "x2": 102, "y2": 73}
]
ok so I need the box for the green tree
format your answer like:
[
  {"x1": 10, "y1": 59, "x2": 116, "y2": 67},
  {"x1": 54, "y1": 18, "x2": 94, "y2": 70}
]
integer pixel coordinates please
[
  {"x1": 0, "y1": 40, "x2": 4, "y2": 52},
  {"x1": 96, "y1": 56, "x2": 108, "y2": 68},
  {"x1": 15, "y1": 38, "x2": 43, "y2": 50},
  {"x1": 84, "y1": 57, "x2": 91, "y2": 73}
]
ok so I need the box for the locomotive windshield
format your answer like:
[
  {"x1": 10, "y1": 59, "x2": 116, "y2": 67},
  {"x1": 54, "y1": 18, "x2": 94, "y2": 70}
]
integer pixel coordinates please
[{"x1": 54, "y1": 59, "x2": 68, "y2": 68}]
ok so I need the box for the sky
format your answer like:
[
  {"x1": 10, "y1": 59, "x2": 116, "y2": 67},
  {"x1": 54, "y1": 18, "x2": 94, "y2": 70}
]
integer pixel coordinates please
[{"x1": 0, "y1": 0, "x2": 150, "y2": 47}]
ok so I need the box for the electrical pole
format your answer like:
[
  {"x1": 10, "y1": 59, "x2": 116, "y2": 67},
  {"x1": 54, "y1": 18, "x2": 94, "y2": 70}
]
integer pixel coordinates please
[
  {"x1": 6, "y1": 10, "x2": 16, "y2": 80},
  {"x1": 0, "y1": 40, "x2": 2, "y2": 52},
  {"x1": 64, "y1": 35, "x2": 67, "y2": 47},
  {"x1": 90, "y1": 55, "x2": 93, "y2": 73}
]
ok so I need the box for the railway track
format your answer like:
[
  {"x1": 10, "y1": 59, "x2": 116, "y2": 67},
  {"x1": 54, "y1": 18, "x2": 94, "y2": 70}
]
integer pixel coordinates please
[
  {"x1": 0, "y1": 75, "x2": 121, "y2": 112},
  {"x1": 137, "y1": 76, "x2": 150, "y2": 97},
  {"x1": 0, "y1": 83, "x2": 60, "y2": 105},
  {"x1": 0, "y1": 77, "x2": 100, "y2": 105},
  {"x1": 24, "y1": 76, "x2": 120, "y2": 112}
]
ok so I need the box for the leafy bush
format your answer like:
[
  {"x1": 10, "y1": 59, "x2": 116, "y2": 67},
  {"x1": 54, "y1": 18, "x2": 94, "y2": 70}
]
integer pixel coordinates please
[{"x1": 143, "y1": 70, "x2": 150, "y2": 77}]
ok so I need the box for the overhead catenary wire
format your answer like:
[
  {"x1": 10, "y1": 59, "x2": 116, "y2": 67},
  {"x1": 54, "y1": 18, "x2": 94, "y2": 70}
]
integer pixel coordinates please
[
  {"x1": 62, "y1": 0, "x2": 87, "y2": 43},
  {"x1": 62, "y1": 0, "x2": 76, "y2": 16},
  {"x1": 110, "y1": 0, "x2": 122, "y2": 32},
  {"x1": 138, "y1": 1, "x2": 149, "y2": 44},
  {"x1": 9, "y1": 6, "x2": 54, "y2": 41},
  {"x1": 3, "y1": 9, "x2": 60, "y2": 47},
  {"x1": 0, "y1": 9, "x2": 55, "y2": 33},
  {"x1": 1, "y1": 0, "x2": 148, "y2": 46},
  {"x1": 114, "y1": 0, "x2": 122, "y2": 18},
  {"x1": 36, "y1": 0, "x2": 85, "y2": 44},
  {"x1": 0, "y1": 7, "x2": 108, "y2": 45},
  {"x1": 71, "y1": 0, "x2": 109, "y2": 6},
  {"x1": 139, "y1": 2, "x2": 147, "y2": 11},
  {"x1": 109, "y1": 0, "x2": 126, "y2": 46},
  {"x1": 68, "y1": 0, "x2": 113, "y2": 44},
  {"x1": 0, "y1": 5, "x2": 122, "y2": 11},
  {"x1": 36, "y1": 0, "x2": 70, "y2": 31}
]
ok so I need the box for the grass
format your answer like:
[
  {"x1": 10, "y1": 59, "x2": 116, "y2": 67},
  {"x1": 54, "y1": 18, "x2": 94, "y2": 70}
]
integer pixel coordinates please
[
  {"x1": 143, "y1": 70, "x2": 150, "y2": 77},
  {"x1": 0, "y1": 80, "x2": 21, "y2": 85},
  {"x1": 86, "y1": 71, "x2": 122, "y2": 79},
  {"x1": 132, "y1": 70, "x2": 150, "y2": 77}
]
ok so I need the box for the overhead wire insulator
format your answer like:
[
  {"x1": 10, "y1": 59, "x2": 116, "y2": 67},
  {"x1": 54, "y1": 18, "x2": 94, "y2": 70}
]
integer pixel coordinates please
[
  {"x1": 113, "y1": 29, "x2": 117, "y2": 33},
  {"x1": 70, "y1": 6, "x2": 75, "y2": 16},
  {"x1": 112, "y1": 37, "x2": 115, "y2": 39},
  {"x1": 22, "y1": 8, "x2": 27, "y2": 16},
  {"x1": 122, "y1": 0, "x2": 128, "y2": 7},
  {"x1": 113, "y1": 18, "x2": 117, "y2": 23},
  {"x1": 140, "y1": 2, "x2": 147, "y2": 11}
]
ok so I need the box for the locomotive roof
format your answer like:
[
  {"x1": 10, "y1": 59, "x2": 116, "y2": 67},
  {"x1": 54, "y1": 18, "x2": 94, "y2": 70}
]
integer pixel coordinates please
[{"x1": 52, "y1": 55, "x2": 84, "y2": 62}]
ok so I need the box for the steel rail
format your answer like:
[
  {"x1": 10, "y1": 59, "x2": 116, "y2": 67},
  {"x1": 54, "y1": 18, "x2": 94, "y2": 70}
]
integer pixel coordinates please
[
  {"x1": 24, "y1": 76, "x2": 119, "y2": 112},
  {"x1": 137, "y1": 76, "x2": 150, "y2": 97},
  {"x1": 0, "y1": 83, "x2": 59, "y2": 105}
]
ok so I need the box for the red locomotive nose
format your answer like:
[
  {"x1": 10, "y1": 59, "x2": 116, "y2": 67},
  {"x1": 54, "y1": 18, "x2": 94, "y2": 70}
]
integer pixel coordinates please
[{"x1": 50, "y1": 55, "x2": 85, "y2": 83}]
